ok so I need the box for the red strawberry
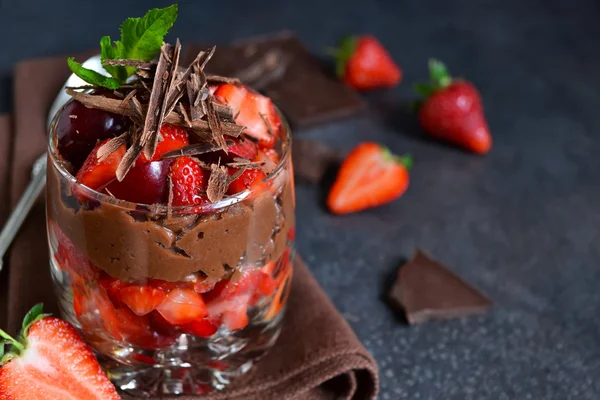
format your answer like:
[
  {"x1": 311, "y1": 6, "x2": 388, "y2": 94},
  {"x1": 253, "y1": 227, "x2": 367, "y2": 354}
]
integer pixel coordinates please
[
  {"x1": 119, "y1": 286, "x2": 166, "y2": 316},
  {"x1": 327, "y1": 142, "x2": 411, "y2": 214},
  {"x1": 157, "y1": 288, "x2": 208, "y2": 325},
  {"x1": 139, "y1": 124, "x2": 189, "y2": 163},
  {"x1": 222, "y1": 304, "x2": 249, "y2": 331},
  {"x1": 227, "y1": 167, "x2": 266, "y2": 195},
  {"x1": 75, "y1": 139, "x2": 126, "y2": 191},
  {"x1": 170, "y1": 156, "x2": 209, "y2": 206},
  {"x1": 204, "y1": 270, "x2": 265, "y2": 303},
  {"x1": 415, "y1": 59, "x2": 492, "y2": 154},
  {"x1": 98, "y1": 274, "x2": 129, "y2": 306},
  {"x1": 181, "y1": 318, "x2": 219, "y2": 338},
  {"x1": 214, "y1": 84, "x2": 281, "y2": 149},
  {"x1": 0, "y1": 305, "x2": 120, "y2": 400},
  {"x1": 226, "y1": 137, "x2": 258, "y2": 160},
  {"x1": 331, "y1": 35, "x2": 402, "y2": 91}
]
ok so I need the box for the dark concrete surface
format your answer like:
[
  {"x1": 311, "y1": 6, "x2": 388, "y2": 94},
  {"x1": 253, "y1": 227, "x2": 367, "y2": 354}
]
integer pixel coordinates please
[{"x1": 1, "y1": 0, "x2": 600, "y2": 398}]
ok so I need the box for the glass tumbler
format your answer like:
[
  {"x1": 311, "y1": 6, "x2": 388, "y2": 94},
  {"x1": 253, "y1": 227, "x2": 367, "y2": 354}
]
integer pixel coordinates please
[{"x1": 46, "y1": 106, "x2": 295, "y2": 397}]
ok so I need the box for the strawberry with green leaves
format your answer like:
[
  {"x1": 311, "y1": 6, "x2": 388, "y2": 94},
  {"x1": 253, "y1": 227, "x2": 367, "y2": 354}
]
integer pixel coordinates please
[
  {"x1": 327, "y1": 142, "x2": 411, "y2": 214},
  {"x1": 0, "y1": 304, "x2": 120, "y2": 400},
  {"x1": 330, "y1": 35, "x2": 402, "y2": 91},
  {"x1": 414, "y1": 59, "x2": 492, "y2": 154}
]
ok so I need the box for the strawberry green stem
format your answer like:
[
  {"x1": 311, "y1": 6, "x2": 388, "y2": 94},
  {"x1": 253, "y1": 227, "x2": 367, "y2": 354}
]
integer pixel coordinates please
[
  {"x1": 0, "y1": 330, "x2": 24, "y2": 353},
  {"x1": 413, "y1": 58, "x2": 453, "y2": 100},
  {"x1": 396, "y1": 154, "x2": 413, "y2": 170}
]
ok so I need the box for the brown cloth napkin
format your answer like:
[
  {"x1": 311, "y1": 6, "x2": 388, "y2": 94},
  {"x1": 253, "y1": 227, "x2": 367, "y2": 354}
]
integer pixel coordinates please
[{"x1": 0, "y1": 53, "x2": 378, "y2": 400}]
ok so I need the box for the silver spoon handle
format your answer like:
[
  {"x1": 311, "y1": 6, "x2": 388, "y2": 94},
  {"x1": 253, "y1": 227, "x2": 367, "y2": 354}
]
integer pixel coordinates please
[{"x1": 0, "y1": 154, "x2": 47, "y2": 272}]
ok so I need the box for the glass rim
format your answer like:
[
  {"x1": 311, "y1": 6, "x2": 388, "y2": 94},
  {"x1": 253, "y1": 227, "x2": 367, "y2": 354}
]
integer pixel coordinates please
[{"x1": 47, "y1": 98, "x2": 293, "y2": 213}]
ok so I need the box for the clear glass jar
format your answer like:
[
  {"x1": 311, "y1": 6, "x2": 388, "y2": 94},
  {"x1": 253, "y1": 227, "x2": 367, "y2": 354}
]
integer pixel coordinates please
[{"x1": 46, "y1": 103, "x2": 295, "y2": 397}]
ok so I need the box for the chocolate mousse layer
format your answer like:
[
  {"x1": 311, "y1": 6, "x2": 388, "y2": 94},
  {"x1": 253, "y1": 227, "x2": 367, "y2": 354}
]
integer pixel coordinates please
[{"x1": 47, "y1": 160, "x2": 294, "y2": 282}]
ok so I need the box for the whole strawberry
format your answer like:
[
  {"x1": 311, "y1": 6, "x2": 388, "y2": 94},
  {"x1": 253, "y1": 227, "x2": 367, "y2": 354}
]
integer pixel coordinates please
[
  {"x1": 331, "y1": 35, "x2": 402, "y2": 91},
  {"x1": 415, "y1": 59, "x2": 492, "y2": 154},
  {"x1": 0, "y1": 304, "x2": 120, "y2": 399}
]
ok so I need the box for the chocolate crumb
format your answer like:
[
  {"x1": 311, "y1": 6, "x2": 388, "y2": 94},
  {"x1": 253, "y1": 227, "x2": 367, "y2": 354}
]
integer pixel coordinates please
[{"x1": 292, "y1": 138, "x2": 345, "y2": 183}]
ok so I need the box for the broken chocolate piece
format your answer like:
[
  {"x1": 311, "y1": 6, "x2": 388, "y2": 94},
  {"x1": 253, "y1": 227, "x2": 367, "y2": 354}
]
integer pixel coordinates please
[
  {"x1": 185, "y1": 32, "x2": 365, "y2": 128},
  {"x1": 389, "y1": 250, "x2": 492, "y2": 324},
  {"x1": 292, "y1": 138, "x2": 345, "y2": 183}
]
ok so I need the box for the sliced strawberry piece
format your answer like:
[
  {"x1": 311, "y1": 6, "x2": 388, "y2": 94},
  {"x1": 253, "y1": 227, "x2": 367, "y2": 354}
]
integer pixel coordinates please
[
  {"x1": 119, "y1": 286, "x2": 166, "y2": 316},
  {"x1": 75, "y1": 139, "x2": 126, "y2": 191},
  {"x1": 98, "y1": 275, "x2": 129, "y2": 306},
  {"x1": 226, "y1": 137, "x2": 258, "y2": 160},
  {"x1": 149, "y1": 311, "x2": 179, "y2": 336},
  {"x1": 327, "y1": 142, "x2": 411, "y2": 214},
  {"x1": 157, "y1": 288, "x2": 208, "y2": 325},
  {"x1": 214, "y1": 83, "x2": 281, "y2": 149},
  {"x1": 0, "y1": 305, "x2": 120, "y2": 400},
  {"x1": 227, "y1": 167, "x2": 266, "y2": 195},
  {"x1": 222, "y1": 304, "x2": 249, "y2": 331},
  {"x1": 138, "y1": 124, "x2": 189, "y2": 163},
  {"x1": 181, "y1": 318, "x2": 219, "y2": 338},
  {"x1": 105, "y1": 159, "x2": 171, "y2": 204},
  {"x1": 170, "y1": 156, "x2": 209, "y2": 206},
  {"x1": 203, "y1": 270, "x2": 264, "y2": 303}
]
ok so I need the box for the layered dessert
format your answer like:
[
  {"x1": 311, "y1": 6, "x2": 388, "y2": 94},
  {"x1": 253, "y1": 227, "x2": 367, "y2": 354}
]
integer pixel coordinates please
[{"x1": 46, "y1": 37, "x2": 295, "y2": 395}]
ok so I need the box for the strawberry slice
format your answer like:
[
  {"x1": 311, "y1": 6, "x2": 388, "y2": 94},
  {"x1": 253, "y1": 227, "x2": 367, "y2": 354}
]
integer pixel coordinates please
[
  {"x1": 203, "y1": 269, "x2": 264, "y2": 303},
  {"x1": 227, "y1": 167, "x2": 266, "y2": 195},
  {"x1": 327, "y1": 142, "x2": 411, "y2": 214},
  {"x1": 75, "y1": 139, "x2": 126, "y2": 191},
  {"x1": 213, "y1": 83, "x2": 281, "y2": 149},
  {"x1": 221, "y1": 304, "x2": 249, "y2": 331},
  {"x1": 157, "y1": 288, "x2": 208, "y2": 325},
  {"x1": 0, "y1": 304, "x2": 120, "y2": 400},
  {"x1": 226, "y1": 137, "x2": 258, "y2": 160},
  {"x1": 170, "y1": 156, "x2": 209, "y2": 206},
  {"x1": 181, "y1": 318, "x2": 219, "y2": 338},
  {"x1": 138, "y1": 124, "x2": 189, "y2": 163},
  {"x1": 98, "y1": 274, "x2": 129, "y2": 306},
  {"x1": 119, "y1": 286, "x2": 166, "y2": 316}
]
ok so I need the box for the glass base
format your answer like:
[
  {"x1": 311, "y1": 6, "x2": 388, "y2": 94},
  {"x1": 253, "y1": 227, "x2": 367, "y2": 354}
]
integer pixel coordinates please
[{"x1": 104, "y1": 312, "x2": 283, "y2": 397}]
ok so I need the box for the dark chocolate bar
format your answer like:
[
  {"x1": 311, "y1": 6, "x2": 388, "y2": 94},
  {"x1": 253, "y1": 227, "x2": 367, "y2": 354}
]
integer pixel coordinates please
[
  {"x1": 389, "y1": 250, "x2": 492, "y2": 324},
  {"x1": 186, "y1": 32, "x2": 365, "y2": 129}
]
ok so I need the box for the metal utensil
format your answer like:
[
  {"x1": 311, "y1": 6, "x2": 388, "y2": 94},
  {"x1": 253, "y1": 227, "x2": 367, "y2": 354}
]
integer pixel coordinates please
[{"x1": 0, "y1": 55, "x2": 103, "y2": 272}]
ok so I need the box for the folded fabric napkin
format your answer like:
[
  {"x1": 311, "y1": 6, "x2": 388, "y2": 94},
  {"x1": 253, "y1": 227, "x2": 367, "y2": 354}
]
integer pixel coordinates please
[{"x1": 0, "y1": 52, "x2": 378, "y2": 399}]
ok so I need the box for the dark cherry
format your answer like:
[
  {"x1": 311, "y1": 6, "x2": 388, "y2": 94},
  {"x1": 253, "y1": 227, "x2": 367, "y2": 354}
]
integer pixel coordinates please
[
  {"x1": 55, "y1": 99, "x2": 131, "y2": 169},
  {"x1": 106, "y1": 160, "x2": 172, "y2": 204}
]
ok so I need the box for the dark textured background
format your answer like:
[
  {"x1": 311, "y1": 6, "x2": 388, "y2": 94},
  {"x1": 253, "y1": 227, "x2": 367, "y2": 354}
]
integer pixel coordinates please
[{"x1": 2, "y1": 0, "x2": 600, "y2": 398}]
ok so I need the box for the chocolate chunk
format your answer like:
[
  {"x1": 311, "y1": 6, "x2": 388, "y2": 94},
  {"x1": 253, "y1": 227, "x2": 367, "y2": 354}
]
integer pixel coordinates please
[
  {"x1": 185, "y1": 32, "x2": 365, "y2": 128},
  {"x1": 389, "y1": 250, "x2": 492, "y2": 324},
  {"x1": 292, "y1": 138, "x2": 345, "y2": 183}
]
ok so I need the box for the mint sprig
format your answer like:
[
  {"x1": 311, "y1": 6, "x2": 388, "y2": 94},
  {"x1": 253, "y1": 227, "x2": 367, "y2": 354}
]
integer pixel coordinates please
[{"x1": 68, "y1": 4, "x2": 178, "y2": 89}]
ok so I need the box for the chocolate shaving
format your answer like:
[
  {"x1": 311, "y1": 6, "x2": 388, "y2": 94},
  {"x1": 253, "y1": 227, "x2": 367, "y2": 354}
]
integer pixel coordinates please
[
  {"x1": 141, "y1": 43, "x2": 173, "y2": 161},
  {"x1": 116, "y1": 129, "x2": 144, "y2": 181},
  {"x1": 227, "y1": 160, "x2": 263, "y2": 169},
  {"x1": 187, "y1": 73, "x2": 205, "y2": 121},
  {"x1": 103, "y1": 59, "x2": 155, "y2": 69},
  {"x1": 260, "y1": 112, "x2": 276, "y2": 139},
  {"x1": 177, "y1": 103, "x2": 192, "y2": 127},
  {"x1": 205, "y1": 98, "x2": 227, "y2": 151},
  {"x1": 206, "y1": 164, "x2": 229, "y2": 203},
  {"x1": 162, "y1": 142, "x2": 227, "y2": 158},
  {"x1": 121, "y1": 89, "x2": 137, "y2": 107},
  {"x1": 96, "y1": 132, "x2": 128, "y2": 161},
  {"x1": 206, "y1": 74, "x2": 241, "y2": 84},
  {"x1": 128, "y1": 96, "x2": 145, "y2": 126}
]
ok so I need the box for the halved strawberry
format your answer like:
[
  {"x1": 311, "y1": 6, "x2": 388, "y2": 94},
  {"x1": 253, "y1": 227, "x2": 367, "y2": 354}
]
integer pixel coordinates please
[
  {"x1": 157, "y1": 288, "x2": 208, "y2": 325},
  {"x1": 226, "y1": 137, "x2": 258, "y2": 160},
  {"x1": 75, "y1": 139, "x2": 126, "y2": 191},
  {"x1": 98, "y1": 274, "x2": 129, "y2": 306},
  {"x1": 119, "y1": 286, "x2": 166, "y2": 316},
  {"x1": 327, "y1": 142, "x2": 411, "y2": 214},
  {"x1": 213, "y1": 83, "x2": 281, "y2": 149},
  {"x1": 227, "y1": 167, "x2": 266, "y2": 195},
  {"x1": 139, "y1": 124, "x2": 189, "y2": 163},
  {"x1": 170, "y1": 156, "x2": 209, "y2": 206},
  {"x1": 0, "y1": 305, "x2": 120, "y2": 400},
  {"x1": 181, "y1": 318, "x2": 219, "y2": 338}
]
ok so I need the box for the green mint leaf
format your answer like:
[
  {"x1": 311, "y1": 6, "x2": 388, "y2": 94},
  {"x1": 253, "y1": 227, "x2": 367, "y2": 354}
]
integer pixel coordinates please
[
  {"x1": 67, "y1": 58, "x2": 121, "y2": 89},
  {"x1": 99, "y1": 4, "x2": 178, "y2": 82},
  {"x1": 100, "y1": 36, "x2": 128, "y2": 82}
]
